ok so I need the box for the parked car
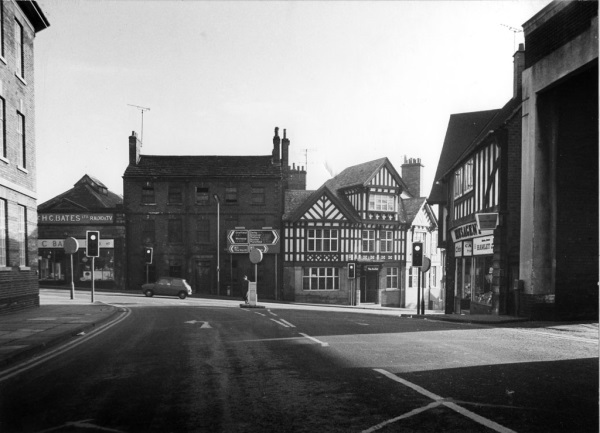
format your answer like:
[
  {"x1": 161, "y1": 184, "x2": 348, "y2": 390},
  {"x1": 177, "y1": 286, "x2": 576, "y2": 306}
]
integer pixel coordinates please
[{"x1": 142, "y1": 277, "x2": 192, "y2": 299}]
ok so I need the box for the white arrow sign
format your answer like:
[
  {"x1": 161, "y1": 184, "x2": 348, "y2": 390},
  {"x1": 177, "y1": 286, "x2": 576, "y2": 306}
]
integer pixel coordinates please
[{"x1": 184, "y1": 320, "x2": 212, "y2": 328}]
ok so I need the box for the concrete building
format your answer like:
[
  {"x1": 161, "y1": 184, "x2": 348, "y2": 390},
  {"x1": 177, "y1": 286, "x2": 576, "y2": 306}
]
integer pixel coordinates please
[
  {"x1": 123, "y1": 128, "x2": 305, "y2": 299},
  {"x1": 0, "y1": 2, "x2": 49, "y2": 313},
  {"x1": 519, "y1": 0, "x2": 598, "y2": 319},
  {"x1": 37, "y1": 175, "x2": 126, "y2": 290}
]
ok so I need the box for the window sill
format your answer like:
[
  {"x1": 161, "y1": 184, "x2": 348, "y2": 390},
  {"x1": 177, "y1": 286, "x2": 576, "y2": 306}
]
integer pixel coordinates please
[
  {"x1": 15, "y1": 73, "x2": 27, "y2": 86},
  {"x1": 0, "y1": 266, "x2": 11, "y2": 272},
  {"x1": 17, "y1": 165, "x2": 28, "y2": 174},
  {"x1": 142, "y1": 203, "x2": 157, "y2": 206},
  {"x1": 0, "y1": 156, "x2": 8, "y2": 165},
  {"x1": 19, "y1": 266, "x2": 31, "y2": 271},
  {"x1": 0, "y1": 55, "x2": 6, "y2": 65}
]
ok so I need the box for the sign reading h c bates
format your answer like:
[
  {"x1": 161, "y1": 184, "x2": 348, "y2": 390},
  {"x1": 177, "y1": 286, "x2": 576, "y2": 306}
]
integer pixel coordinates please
[{"x1": 38, "y1": 213, "x2": 114, "y2": 224}]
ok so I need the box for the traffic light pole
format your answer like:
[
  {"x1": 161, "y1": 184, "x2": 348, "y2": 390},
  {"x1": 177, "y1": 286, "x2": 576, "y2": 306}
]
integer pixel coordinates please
[
  {"x1": 91, "y1": 256, "x2": 95, "y2": 303},
  {"x1": 417, "y1": 270, "x2": 421, "y2": 315}
]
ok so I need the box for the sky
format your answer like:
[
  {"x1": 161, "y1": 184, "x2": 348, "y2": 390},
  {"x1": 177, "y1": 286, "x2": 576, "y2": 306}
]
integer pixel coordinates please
[{"x1": 34, "y1": 0, "x2": 552, "y2": 204}]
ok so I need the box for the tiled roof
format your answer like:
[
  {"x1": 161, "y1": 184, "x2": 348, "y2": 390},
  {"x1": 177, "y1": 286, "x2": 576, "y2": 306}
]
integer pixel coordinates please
[
  {"x1": 431, "y1": 110, "x2": 499, "y2": 184},
  {"x1": 123, "y1": 155, "x2": 282, "y2": 178},
  {"x1": 283, "y1": 190, "x2": 315, "y2": 220},
  {"x1": 39, "y1": 175, "x2": 122, "y2": 212},
  {"x1": 403, "y1": 197, "x2": 427, "y2": 224},
  {"x1": 324, "y1": 158, "x2": 389, "y2": 191}
]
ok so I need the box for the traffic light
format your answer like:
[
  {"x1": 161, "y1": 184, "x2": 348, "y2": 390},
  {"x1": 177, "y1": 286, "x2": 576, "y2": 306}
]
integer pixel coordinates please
[
  {"x1": 412, "y1": 242, "x2": 423, "y2": 267},
  {"x1": 144, "y1": 247, "x2": 153, "y2": 264},
  {"x1": 86, "y1": 231, "x2": 100, "y2": 257},
  {"x1": 348, "y1": 262, "x2": 356, "y2": 279}
]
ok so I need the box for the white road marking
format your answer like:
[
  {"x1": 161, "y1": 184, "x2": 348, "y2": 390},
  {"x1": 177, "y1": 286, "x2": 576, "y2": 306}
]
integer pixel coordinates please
[
  {"x1": 370, "y1": 368, "x2": 518, "y2": 433},
  {"x1": 184, "y1": 320, "x2": 212, "y2": 328},
  {"x1": 362, "y1": 401, "x2": 442, "y2": 433},
  {"x1": 0, "y1": 306, "x2": 131, "y2": 382},
  {"x1": 279, "y1": 319, "x2": 296, "y2": 328},
  {"x1": 270, "y1": 319, "x2": 290, "y2": 328},
  {"x1": 299, "y1": 333, "x2": 329, "y2": 347}
]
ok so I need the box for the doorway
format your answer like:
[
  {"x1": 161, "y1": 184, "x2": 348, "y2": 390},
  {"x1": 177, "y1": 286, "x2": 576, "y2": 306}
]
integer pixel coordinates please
[
  {"x1": 361, "y1": 271, "x2": 379, "y2": 303},
  {"x1": 195, "y1": 261, "x2": 212, "y2": 294}
]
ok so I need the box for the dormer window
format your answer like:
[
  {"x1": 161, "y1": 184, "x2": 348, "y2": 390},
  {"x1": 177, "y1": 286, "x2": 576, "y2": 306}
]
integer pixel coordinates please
[{"x1": 368, "y1": 194, "x2": 395, "y2": 212}]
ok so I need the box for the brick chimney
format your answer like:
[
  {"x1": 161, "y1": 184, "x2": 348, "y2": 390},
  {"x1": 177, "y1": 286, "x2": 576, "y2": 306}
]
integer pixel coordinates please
[
  {"x1": 401, "y1": 157, "x2": 423, "y2": 198},
  {"x1": 513, "y1": 43, "x2": 525, "y2": 99},
  {"x1": 129, "y1": 131, "x2": 141, "y2": 165},
  {"x1": 281, "y1": 128, "x2": 290, "y2": 170},
  {"x1": 272, "y1": 127, "x2": 281, "y2": 164}
]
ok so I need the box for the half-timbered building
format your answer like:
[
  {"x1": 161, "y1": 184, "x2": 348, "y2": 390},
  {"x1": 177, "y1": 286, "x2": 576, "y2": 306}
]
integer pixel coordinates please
[
  {"x1": 429, "y1": 46, "x2": 525, "y2": 316},
  {"x1": 282, "y1": 158, "x2": 409, "y2": 305}
]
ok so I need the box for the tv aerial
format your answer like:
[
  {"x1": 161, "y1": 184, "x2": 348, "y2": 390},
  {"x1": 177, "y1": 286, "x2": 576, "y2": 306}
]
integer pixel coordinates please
[
  {"x1": 128, "y1": 104, "x2": 151, "y2": 143},
  {"x1": 501, "y1": 24, "x2": 523, "y2": 51}
]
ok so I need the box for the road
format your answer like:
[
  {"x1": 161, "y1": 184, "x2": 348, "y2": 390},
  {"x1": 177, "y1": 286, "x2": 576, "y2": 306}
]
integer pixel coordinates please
[{"x1": 0, "y1": 290, "x2": 597, "y2": 432}]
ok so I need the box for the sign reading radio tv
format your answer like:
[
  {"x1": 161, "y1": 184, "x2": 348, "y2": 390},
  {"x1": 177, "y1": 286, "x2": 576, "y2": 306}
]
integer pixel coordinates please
[
  {"x1": 227, "y1": 229, "x2": 280, "y2": 254},
  {"x1": 38, "y1": 213, "x2": 114, "y2": 224}
]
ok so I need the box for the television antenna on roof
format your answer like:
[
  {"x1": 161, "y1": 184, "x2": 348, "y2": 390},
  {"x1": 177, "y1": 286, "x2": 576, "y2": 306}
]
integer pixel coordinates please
[
  {"x1": 128, "y1": 104, "x2": 151, "y2": 143},
  {"x1": 501, "y1": 24, "x2": 523, "y2": 51}
]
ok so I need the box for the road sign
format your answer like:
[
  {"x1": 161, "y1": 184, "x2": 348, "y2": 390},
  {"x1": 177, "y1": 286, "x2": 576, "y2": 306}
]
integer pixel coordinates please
[
  {"x1": 227, "y1": 229, "x2": 280, "y2": 254},
  {"x1": 64, "y1": 237, "x2": 79, "y2": 254},
  {"x1": 249, "y1": 247, "x2": 263, "y2": 264},
  {"x1": 422, "y1": 256, "x2": 431, "y2": 273}
]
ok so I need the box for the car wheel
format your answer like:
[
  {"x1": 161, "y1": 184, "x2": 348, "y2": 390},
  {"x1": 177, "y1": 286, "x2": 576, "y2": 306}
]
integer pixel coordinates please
[
  {"x1": 178, "y1": 291, "x2": 187, "y2": 299},
  {"x1": 145, "y1": 289, "x2": 154, "y2": 297}
]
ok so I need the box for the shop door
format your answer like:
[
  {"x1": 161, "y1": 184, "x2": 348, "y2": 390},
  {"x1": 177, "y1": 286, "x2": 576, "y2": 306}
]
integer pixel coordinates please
[
  {"x1": 361, "y1": 272, "x2": 379, "y2": 303},
  {"x1": 195, "y1": 261, "x2": 212, "y2": 294}
]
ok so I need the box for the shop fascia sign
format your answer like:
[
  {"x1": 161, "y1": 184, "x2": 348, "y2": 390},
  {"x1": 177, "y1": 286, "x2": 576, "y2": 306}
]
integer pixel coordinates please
[
  {"x1": 38, "y1": 238, "x2": 114, "y2": 248},
  {"x1": 38, "y1": 213, "x2": 114, "y2": 224},
  {"x1": 451, "y1": 216, "x2": 496, "y2": 243},
  {"x1": 227, "y1": 229, "x2": 280, "y2": 254}
]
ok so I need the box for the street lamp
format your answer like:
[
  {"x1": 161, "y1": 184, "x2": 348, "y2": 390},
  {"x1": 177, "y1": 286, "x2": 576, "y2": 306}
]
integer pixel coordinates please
[{"x1": 213, "y1": 194, "x2": 220, "y2": 296}]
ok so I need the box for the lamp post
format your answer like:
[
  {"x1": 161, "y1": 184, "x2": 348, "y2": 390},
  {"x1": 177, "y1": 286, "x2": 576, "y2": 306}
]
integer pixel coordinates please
[{"x1": 213, "y1": 194, "x2": 220, "y2": 296}]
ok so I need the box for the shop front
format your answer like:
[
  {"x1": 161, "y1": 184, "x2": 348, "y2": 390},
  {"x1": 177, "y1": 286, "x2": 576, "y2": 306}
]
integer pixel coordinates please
[
  {"x1": 39, "y1": 238, "x2": 116, "y2": 287},
  {"x1": 452, "y1": 221, "x2": 495, "y2": 314}
]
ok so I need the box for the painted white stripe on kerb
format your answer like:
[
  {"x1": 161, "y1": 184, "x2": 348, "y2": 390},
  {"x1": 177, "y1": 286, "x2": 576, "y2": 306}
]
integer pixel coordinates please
[{"x1": 370, "y1": 369, "x2": 517, "y2": 433}]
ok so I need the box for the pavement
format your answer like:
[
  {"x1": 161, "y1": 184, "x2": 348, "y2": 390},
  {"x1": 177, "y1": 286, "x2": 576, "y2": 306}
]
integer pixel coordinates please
[{"x1": 0, "y1": 288, "x2": 550, "y2": 372}]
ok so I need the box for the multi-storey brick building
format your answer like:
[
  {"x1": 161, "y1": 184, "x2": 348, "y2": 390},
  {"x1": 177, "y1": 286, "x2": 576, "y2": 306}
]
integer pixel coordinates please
[
  {"x1": 37, "y1": 175, "x2": 126, "y2": 290},
  {"x1": 0, "y1": 2, "x2": 49, "y2": 313},
  {"x1": 123, "y1": 128, "x2": 305, "y2": 299},
  {"x1": 429, "y1": 45, "x2": 525, "y2": 316},
  {"x1": 519, "y1": 0, "x2": 598, "y2": 319}
]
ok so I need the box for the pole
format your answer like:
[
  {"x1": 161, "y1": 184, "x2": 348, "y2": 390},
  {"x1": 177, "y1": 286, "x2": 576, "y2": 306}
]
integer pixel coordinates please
[
  {"x1": 215, "y1": 195, "x2": 220, "y2": 296},
  {"x1": 417, "y1": 270, "x2": 421, "y2": 315},
  {"x1": 91, "y1": 256, "x2": 95, "y2": 303},
  {"x1": 146, "y1": 264, "x2": 149, "y2": 284},
  {"x1": 275, "y1": 254, "x2": 278, "y2": 300},
  {"x1": 421, "y1": 270, "x2": 425, "y2": 315},
  {"x1": 70, "y1": 254, "x2": 75, "y2": 300}
]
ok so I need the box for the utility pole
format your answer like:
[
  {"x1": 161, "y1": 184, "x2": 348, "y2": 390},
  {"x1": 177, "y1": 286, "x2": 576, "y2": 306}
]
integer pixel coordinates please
[{"x1": 128, "y1": 104, "x2": 151, "y2": 143}]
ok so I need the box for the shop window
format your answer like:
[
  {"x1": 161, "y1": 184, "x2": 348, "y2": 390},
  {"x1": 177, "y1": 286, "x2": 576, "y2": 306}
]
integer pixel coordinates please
[
  {"x1": 362, "y1": 230, "x2": 375, "y2": 252},
  {"x1": 369, "y1": 194, "x2": 395, "y2": 211},
  {"x1": 386, "y1": 267, "x2": 398, "y2": 289},
  {"x1": 307, "y1": 229, "x2": 338, "y2": 252},
  {"x1": 302, "y1": 267, "x2": 339, "y2": 290},
  {"x1": 380, "y1": 230, "x2": 393, "y2": 253},
  {"x1": 225, "y1": 187, "x2": 238, "y2": 204},
  {"x1": 168, "y1": 219, "x2": 183, "y2": 243},
  {"x1": 251, "y1": 187, "x2": 265, "y2": 205},
  {"x1": 455, "y1": 257, "x2": 473, "y2": 310},
  {"x1": 197, "y1": 218, "x2": 210, "y2": 243},
  {"x1": 472, "y1": 256, "x2": 493, "y2": 307},
  {"x1": 142, "y1": 219, "x2": 155, "y2": 244},
  {"x1": 142, "y1": 184, "x2": 155, "y2": 204},
  {"x1": 17, "y1": 205, "x2": 26, "y2": 266},
  {"x1": 168, "y1": 185, "x2": 182, "y2": 204},
  {"x1": 196, "y1": 187, "x2": 209, "y2": 205},
  {"x1": 0, "y1": 98, "x2": 5, "y2": 159}
]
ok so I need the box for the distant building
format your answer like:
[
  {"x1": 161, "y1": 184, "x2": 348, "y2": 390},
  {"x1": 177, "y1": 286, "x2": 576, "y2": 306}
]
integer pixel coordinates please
[
  {"x1": 37, "y1": 175, "x2": 126, "y2": 290},
  {"x1": 519, "y1": 0, "x2": 598, "y2": 319},
  {"x1": 0, "y1": 2, "x2": 49, "y2": 313},
  {"x1": 123, "y1": 128, "x2": 305, "y2": 299}
]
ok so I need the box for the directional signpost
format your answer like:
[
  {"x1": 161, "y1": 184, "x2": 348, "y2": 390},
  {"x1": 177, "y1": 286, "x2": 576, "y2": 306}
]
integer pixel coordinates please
[{"x1": 227, "y1": 229, "x2": 280, "y2": 254}]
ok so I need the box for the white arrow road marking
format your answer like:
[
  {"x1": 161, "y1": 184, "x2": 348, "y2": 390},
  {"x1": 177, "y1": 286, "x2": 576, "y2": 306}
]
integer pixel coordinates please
[{"x1": 184, "y1": 320, "x2": 212, "y2": 328}]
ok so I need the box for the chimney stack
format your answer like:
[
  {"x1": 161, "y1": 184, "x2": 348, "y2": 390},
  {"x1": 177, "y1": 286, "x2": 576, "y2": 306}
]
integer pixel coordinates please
[
  {"x1": 513, "y1": 43, "x2": 525, "y2": 99},
  {"x1": 401, "y1": 157, "x2": 424, "y2": 198},
  {"x1": 281, "y1": 128, "x2": 290, "y2": 170},
  {"x1": 272, "y1": 127, "x2": 281, "y2": 163},
  {"x1": 129, "y1": 131, "x2": 141, "y2": 165}
]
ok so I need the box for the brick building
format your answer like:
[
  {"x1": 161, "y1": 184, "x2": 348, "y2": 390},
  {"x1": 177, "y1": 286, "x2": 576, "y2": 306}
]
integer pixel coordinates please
[
  {"x1": 519, "y1": 1, "x2": 598, "y2": 319},
  {"x1": 0, "y1": 2, "x2": 49, "y2": 313},
  {"x1": 123, "y1": 128, "x2": 305, "y2": 299},
  {"x1": 37, "y1": 175, "x2": 126, "y2": 290},
  {"x1": 429, "y1": 45, "x2": 525, "y2": 316}
]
